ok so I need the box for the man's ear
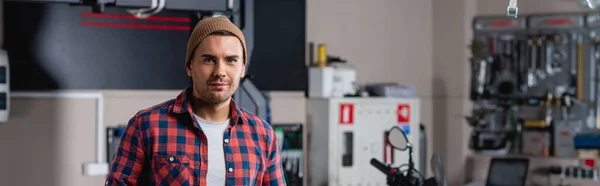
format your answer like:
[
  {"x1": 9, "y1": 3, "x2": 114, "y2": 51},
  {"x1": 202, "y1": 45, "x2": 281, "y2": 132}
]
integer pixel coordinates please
[{"x1": 186, "y1": 62, "x2": 193, "y2": 77}]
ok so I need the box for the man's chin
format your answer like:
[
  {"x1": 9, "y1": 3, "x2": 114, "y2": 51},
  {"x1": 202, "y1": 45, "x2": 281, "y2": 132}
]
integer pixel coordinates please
[{"x1": 206, "y1": 94, "x2": 232, "y2": 104}]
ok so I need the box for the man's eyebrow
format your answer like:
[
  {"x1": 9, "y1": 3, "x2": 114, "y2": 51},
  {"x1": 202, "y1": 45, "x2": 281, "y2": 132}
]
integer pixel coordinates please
[
  {"x1": 200, "y1": 54, "x2": 216, "y2": 58},
  {"x1": 225, "y1": 55, "x2": 240, "y2": 59}
]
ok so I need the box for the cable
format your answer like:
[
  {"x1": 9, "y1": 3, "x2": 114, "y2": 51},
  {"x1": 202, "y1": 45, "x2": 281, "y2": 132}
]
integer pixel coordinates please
[{"x1": 127, "y1": 0, "x2": 166, "y2": 19}]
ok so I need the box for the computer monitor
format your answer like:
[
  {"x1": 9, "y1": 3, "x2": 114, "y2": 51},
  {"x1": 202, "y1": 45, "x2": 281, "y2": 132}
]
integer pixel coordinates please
[{"x1": 486, "y1": 157, "x2": 529, "y2": 186}]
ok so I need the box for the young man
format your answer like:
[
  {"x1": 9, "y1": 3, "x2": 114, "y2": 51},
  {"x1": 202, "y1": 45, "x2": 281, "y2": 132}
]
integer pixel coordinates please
[{"x1": 105, "y1": 16, "x2": 286, "y2": 186}]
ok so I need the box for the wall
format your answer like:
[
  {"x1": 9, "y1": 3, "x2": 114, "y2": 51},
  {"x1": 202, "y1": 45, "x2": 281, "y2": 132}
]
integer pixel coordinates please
[
  {"x1": 0, "y1": 0, "x2": 437, "y2": 186},
  {"x1": 0, "y1": 90, "x2": 181, "y2": 186},
  {"x1": 431, "y1": 0, "x2": 476, "y2": 185}
]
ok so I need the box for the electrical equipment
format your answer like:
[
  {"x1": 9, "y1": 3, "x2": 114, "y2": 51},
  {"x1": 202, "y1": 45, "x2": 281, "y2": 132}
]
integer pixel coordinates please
[
  {"x1": 0, "y1": 50, "x2": 9, "y2": 123},
  {"x1": 106, "y1": 125, "x2": 126, "y2": 167},
  {"x1": 308, "y1": 67, "x2": 335, "y2": 98},
  {"x1": 308, "y1": 64, "x2": 357, "y2": 98},
  {"x1": 273, "y1": 124, "x2": 304, "y2": 186},
  {"x1": 307, "y1": 98, "x2": 421, "y2": 186},
  {"x1": 468, "y1": 13, "x2": 600, "y2": 156},
  {"x1": 486, "y1": 158, "x2": 529, "y2": 186}
]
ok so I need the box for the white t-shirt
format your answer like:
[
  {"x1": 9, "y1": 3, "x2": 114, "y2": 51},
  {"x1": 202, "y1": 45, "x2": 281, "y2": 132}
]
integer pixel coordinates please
[{"x1": 193, "y1": 114, "x2": 230, "y2": 186}]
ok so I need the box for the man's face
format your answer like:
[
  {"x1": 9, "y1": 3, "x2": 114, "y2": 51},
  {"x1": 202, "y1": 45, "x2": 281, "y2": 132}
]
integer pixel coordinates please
[{"x1": 187, "y1": 35, "x2": 245, "y2": 104}]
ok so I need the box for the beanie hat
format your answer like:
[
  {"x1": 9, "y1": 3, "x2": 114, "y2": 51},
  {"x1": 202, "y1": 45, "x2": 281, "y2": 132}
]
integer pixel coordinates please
[{"x1": 185, "y1": 16, "x2": 247, "y2": 67}]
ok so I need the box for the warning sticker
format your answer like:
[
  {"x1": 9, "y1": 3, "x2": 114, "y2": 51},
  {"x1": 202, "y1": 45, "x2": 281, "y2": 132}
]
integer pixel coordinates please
[
  {"x1": 400, "y1": 125, "x2": 411, "y2": 135},
  {"x1": 339, "y1": 104, "x2": 354, "y2": 125},
  {"x1": 397, "y1": 104, "x2": 410, "y2": 123}
]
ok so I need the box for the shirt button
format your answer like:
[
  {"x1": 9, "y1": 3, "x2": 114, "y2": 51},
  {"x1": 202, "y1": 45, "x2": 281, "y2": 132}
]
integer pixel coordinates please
[
  {"x1": 228, "y1": 168, "x2": 233, "y2": 172},
  {"x1": 224, "y1": 138, "x2": 229, "y2": 143},
  {"x1": 169, "y1": 157, "x2": 174, "y2": 162}
]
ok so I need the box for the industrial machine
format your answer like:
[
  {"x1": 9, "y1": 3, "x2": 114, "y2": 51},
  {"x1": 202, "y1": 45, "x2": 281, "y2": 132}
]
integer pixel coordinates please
[
  {"x1": 307, "y1": 98, "x2": 421, "y2": 186},
  {"x1": 0, "y1": 50, "x2": 9, "y2": 123},
  {"x1": 0, "y1": 2, "x2": 8, "y2": 123},
  {"x1": 2, "y1": 0, "x2": 268, "y2": 120},
  {"x1": 7, "y1": 0, "x2": 238, "y2": 14},
  {"x1": 467, "y1": 13, "x2": 600, "y2": 157}
]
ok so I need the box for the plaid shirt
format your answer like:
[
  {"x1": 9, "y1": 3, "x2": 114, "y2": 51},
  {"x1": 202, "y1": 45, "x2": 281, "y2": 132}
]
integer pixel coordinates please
[{"x1": 105, "y1": 87, "x2": 286, "y2": 186}]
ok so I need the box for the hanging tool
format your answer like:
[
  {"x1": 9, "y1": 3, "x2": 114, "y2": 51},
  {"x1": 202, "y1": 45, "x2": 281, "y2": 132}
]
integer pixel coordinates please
[
  {"x1": 470, "y1": 39, "x2": 492, "y2": 100},
  {"x1": 545, "y1": 35, "x2": 555, "y2": 76},
  {"x1": 507, "y1": 0, "x2": 518, "y2": 18},
  {"x1": 526, "y1": 37, "x2": 540, "y2": 88},
  {"x1": 593, "y1": 37, "x2": 600, "y2": 129},
  {"x1": 545, "y1": 93, "x2": 554, "y2": 126},
  {"x1": 577, "y1": 36, "x2": 584, "y2": 100},
  {"x1": 535, "y1": 36, "x2": 548, "y2": 82},
  {"x1": 550, "y1": 34, "x2": 567, "y2": 74}
]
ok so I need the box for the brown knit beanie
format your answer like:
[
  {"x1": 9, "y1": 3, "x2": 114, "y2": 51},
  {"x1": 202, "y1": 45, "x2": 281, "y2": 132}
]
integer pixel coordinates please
[{"x1": 185, "y1": 16, "x2": 247, "y2": 67}]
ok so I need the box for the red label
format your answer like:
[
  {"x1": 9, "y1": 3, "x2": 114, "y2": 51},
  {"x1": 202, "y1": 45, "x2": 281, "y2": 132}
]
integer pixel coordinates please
[
  {"x1": 339, "y1": 104, "x2": 354, "y2": 125},
  {"x1": 491, "y1": 20, "x2": 515, "y2": 28},
  {"x1": 585, "y1": 159, "x2": 596, "y2": 168},
  {"x1": 397, "y1": 104, "x2": 410, "y2": 123},
  {"x1": 545, "y1": 18, "x2": 573, "y2": 26}
]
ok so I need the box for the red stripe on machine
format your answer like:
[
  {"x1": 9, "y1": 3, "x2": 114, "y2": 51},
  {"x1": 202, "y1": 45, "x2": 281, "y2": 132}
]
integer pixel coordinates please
[
  {"x1": 545, "y1": 19, "x2": 573, "y2": 26},
  {"x1": 82, "y1": 22, "x2": 190, "y2": 31},
  {"x1": 490, "y1": 20, "x2": 514, "y2": 28}
]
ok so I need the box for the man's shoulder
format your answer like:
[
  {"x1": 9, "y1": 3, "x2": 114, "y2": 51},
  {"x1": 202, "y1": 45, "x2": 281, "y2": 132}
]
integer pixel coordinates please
[
  {"x1": 238, "y1": 107, "x2": 275, "y2": 134},
  {"x1": 131, "y1": 99, "x2": 177, "y2": 121}
]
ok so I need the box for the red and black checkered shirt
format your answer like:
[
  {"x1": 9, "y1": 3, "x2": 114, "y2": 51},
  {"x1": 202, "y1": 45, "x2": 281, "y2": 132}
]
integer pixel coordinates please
[{"x1": 105, "y1": 87, "x2": 286, "y2": 186}]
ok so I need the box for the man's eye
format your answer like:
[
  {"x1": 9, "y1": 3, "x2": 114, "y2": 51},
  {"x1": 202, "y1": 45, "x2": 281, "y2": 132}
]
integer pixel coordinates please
[
  {"x1": 227, "y1": 59, "x2": 237, "y2": 63},
  {"x1": 203, "y1": 58, "x2": 215, "y2": 63}
]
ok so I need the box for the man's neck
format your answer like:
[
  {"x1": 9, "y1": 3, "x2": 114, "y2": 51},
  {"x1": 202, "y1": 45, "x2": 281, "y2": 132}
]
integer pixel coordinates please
[{"x1": 191, "y1": 97, "x2": 231, "y2": 122}]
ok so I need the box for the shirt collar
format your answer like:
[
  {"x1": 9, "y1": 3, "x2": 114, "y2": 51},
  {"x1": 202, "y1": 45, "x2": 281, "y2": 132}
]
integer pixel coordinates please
[{"x1": 171, "y1": 87, "x2": 246, "y2": 125}]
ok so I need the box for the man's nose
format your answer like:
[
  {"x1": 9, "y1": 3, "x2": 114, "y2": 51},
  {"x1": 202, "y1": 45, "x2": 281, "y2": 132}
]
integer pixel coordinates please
[{"x1": 213, "y1": 62, "x2": 226, "y2": 77}]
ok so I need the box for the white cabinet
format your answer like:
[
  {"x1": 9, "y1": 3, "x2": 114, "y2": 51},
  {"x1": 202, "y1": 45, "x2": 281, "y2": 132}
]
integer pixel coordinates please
[{"x1": 307, "y1": 98, "x2": 421, "y2": 186}]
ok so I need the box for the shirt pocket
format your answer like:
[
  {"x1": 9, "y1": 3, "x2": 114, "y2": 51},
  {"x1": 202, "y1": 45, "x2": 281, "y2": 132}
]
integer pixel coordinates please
[{"x1": 151, "y1": 155, "x2": 193, "y2": 185}]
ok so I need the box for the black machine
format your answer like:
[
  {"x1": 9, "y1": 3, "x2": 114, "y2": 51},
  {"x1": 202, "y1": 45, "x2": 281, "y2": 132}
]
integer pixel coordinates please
[
  {"x1": 486, "y1": 157, "x2": 529, "y2": 186},
  {"x1": 7, "y1": 0, "x2": 237, "y2": 14},
  {"x1": 370, "y1": 126, "x2": 447, "y2": 186},
  {"x1": 3, "y1": 0, "x2": 273, "y2": 120}
]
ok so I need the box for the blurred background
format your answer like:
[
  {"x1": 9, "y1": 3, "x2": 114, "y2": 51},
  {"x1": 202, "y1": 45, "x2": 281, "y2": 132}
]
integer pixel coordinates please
[{"x1": 3, "y1": 0, "x2": 600, "y2": 185}]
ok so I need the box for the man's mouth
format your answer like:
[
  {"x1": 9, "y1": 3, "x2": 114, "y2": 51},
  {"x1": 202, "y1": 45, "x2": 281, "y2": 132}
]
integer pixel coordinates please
[{"x1": 208, "y1": 82, "x2": 229, "y2": 90}]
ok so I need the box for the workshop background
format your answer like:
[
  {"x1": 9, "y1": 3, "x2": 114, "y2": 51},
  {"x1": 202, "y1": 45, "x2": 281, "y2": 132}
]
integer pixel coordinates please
[{"x1": 0, "y1": 0, "x2": 598, "y2": 186}]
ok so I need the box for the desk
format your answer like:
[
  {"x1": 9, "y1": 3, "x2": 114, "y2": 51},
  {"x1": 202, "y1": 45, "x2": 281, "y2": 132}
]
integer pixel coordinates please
[{"x1": 466, "y1": 154, "x2": 600, "y2": 186}]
